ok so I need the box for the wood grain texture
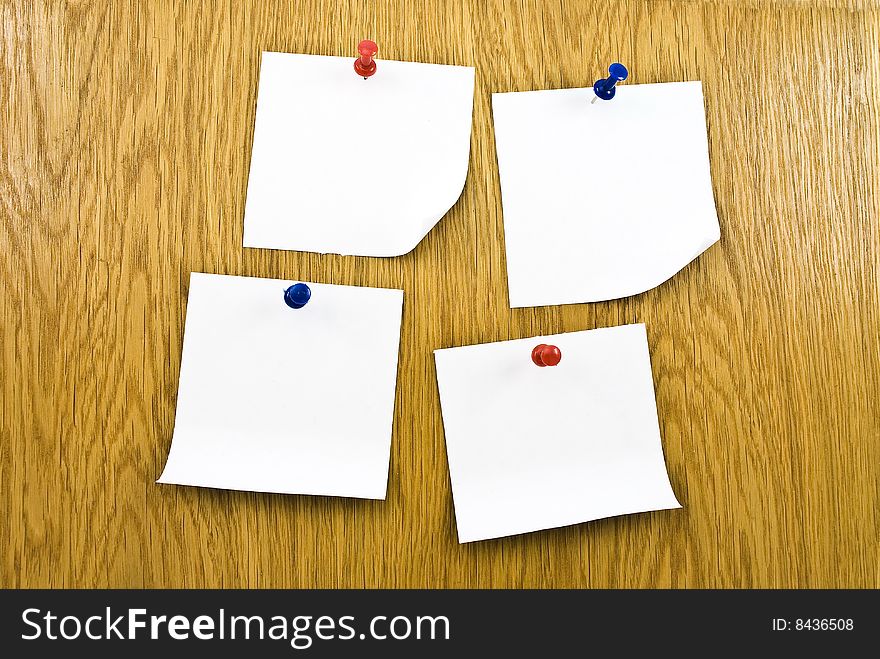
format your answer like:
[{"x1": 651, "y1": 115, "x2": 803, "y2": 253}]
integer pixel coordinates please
[{"x1": 1, "y1": 0, "x2": 878, "y2": 588}]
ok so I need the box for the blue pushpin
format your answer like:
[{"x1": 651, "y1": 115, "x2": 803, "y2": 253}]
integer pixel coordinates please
[
  {"x1": 283, "y1": 283, "x2": 311, "y2": 309},
  {"x1": 591, "y1": 63, "x2": 628, "y2": 104}
]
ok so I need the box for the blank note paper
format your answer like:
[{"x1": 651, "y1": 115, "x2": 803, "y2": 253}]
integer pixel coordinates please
[
  {"x1": 243, "y1": 51, "x2": 475, "y2": 257},
  {"x1": 158, "y1": 273, "x2": 403, "y2": 499},
  {"x1": 492, "y1": 81, "x2": 720, "y2": 308},
  {"x1": 434, "y1": 324, "x2": 681, "y2": 543}
]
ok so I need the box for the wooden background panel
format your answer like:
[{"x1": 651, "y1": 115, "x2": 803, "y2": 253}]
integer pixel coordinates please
[{"x1": 0, "y1": 0, "x2": 877, "y2": 588}]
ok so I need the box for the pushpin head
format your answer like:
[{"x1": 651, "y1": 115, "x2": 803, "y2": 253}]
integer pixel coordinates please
[
  {"x1": 354, "y1": 39, "x2": 378, "y2": 78},
  {"x1": 592, "y1": 62, "x2": 629, "y2": 101},
  {"x1": 531, "y1": 344, "x2": 562, "y2": 367},
  {"x1": 283, "y1": 283, "x2": 311, "y2": 309}
]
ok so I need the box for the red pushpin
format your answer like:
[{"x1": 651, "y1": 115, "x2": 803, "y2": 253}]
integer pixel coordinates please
[
  {"x1": 354, "y1": 39, "x2": 378, "y2": 79},
  {"x1": 531, "y1": 344, "x2": 562, "y2": 367}
]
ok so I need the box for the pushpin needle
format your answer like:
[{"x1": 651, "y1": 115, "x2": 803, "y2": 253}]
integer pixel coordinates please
[{"x1": 591, "y1": 62, "x2": 629, "y2": 104}]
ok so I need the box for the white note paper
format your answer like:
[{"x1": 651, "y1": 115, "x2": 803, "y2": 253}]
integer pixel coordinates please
[
  {"x1": 243, "y1": 51, "x2": 475, "y2": 257},
  {"x1": 492, "y1": 81, "x2": 720, "y2": 308},
  {"x1": 434, "y1": 324, "x2": 681, "y2": 543},
  {"x1": 158, "y1": 272, "x2": 403, "y2": 499}
]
